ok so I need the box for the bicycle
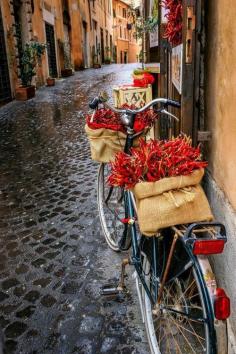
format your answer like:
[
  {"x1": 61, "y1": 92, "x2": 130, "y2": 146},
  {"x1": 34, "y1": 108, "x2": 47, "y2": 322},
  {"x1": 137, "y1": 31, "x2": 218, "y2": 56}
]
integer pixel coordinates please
[{"x1": 89, "y1": 95, "x2": 230, "y2": 354}]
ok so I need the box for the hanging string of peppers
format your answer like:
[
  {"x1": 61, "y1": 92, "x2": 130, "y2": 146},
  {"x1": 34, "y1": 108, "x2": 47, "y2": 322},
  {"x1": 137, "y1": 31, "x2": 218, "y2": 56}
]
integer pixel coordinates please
[
  {"x1": 162, "y1": 0, "x2": 183, "y2": 46},
  {"x1": 108, "y1": 136, "x2": 208, "y2": 189},
  {"x1": 86, "y1": 104, "x2": 158, "y2": 133}
]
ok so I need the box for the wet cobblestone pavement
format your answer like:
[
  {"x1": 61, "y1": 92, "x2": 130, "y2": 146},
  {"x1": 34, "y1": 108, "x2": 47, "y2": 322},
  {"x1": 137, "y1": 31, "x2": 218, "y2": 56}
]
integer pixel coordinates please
[{"x1": 0, "y1": 64, "x2": 150, "y2": 354}]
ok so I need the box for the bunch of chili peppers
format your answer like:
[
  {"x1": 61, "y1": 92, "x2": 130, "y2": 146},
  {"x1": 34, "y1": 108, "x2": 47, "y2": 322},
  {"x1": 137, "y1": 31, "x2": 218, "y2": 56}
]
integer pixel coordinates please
[
  {"x1": 86, "y1": 108, "x2": 125, "y2": 133},
  {"x1": 108, "y1": 136, "x2": 208, "y2": 189},
  {"x1": 133, "y1": 73, "x2": 155, "y2": 88},
  {"x1": 86, "y1": 105, "x2": 158, "y2": 133},
  {"x1": 162, "y1": 0, "x2": 183, "y2": 46}
]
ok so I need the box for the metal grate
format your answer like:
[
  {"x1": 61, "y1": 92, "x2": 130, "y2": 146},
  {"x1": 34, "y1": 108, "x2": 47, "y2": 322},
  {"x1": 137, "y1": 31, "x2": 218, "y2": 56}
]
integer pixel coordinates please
[
  {"x1": 45, "y1": 23, "x2": 58, "y2": 78},
  {"x1": 0, "y1": 7, "x2": 11, "y2": 103}
]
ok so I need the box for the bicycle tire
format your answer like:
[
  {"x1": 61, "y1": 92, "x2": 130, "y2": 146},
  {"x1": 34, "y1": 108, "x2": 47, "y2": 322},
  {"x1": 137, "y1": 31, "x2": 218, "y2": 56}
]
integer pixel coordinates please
[
  {"x1": 140, "y1": 233, "x2": 216, "y2": 354},
  {"x1": 97, "y1": 163, "x2": 128, "y2": 252}
]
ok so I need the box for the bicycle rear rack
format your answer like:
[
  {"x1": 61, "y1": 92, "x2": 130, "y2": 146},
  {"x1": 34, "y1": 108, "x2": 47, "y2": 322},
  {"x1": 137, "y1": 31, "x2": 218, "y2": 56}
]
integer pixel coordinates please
[{"x1": 171, "y1": 221, "x2": 227, "y2": 254}]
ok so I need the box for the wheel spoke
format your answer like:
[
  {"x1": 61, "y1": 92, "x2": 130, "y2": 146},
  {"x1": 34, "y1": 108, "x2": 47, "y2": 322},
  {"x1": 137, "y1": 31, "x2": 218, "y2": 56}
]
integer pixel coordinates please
[
  {"x1": 168, "y1": 315, "x2": 205, "y2": 343},
  {"x1": 168, "y1": 317, "x2": 197, "y2": 353},
  {"x1": 142, "y1": 243, "x2": 212, "y2": 353}
]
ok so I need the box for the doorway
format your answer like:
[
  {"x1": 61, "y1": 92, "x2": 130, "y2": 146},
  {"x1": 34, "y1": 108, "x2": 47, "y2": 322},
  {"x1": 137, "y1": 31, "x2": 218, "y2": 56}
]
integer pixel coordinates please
[
  {"x1": 0, "y1": 7, "x2": 11, "y2": 104},
  {"x1": 100, "y1": 28, "x2": 105, "y2": 63},
  {"x1": 82, "y1": 21, "x2": 88, "y2": 68},
  {"x1": 124, "y1": 51, "x2": 127, "y2": 64},
  {"x1": 45, "y1": 23, "x2": 58, "y2": 77}
]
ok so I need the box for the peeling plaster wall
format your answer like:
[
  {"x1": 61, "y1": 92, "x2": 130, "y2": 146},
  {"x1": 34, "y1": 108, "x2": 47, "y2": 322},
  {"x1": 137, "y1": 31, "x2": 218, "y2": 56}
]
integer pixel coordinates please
[
  {"x1": 205, "y1": 0, "x2": 236, "y2": 209},
  {"x1": 204, "y1": 173, "x2": 236, "y2": 352},
  {"x1": 205, "y1": 0, "x2": 236, "y2": 346}
]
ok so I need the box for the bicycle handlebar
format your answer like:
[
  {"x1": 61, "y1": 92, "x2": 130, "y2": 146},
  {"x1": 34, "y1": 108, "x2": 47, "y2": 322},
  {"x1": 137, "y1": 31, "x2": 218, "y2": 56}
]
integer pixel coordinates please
[{"x1": 89, "y1": 96, "x2": 180, "y2": 113}]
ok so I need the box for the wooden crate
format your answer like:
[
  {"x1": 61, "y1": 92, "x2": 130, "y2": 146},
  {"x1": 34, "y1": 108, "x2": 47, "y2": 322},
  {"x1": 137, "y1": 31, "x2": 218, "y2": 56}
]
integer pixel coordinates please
[
  {"x1": 112, "y1": 84, "x2": 154, "y2": 139},
  {"x1": 112, "y1": 85, "x2": 152, "y2": 108}
]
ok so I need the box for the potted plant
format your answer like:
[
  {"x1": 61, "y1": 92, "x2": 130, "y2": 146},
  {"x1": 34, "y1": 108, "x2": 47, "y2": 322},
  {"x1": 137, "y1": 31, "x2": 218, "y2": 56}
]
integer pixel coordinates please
[
  {"x1": 104, "y1": 46, "x2": 111, "y2": 64},
  {"x1": 92, "y1": 47, "x2": 101, "y2": 68},
  {"x1": 15, "y1": 41, "x2": 46, "y2": 101},
  {"x1": 133, "y1": 14, "x2": 158, "y2": 68},
  {"x1": 46, "y1": 77, "x2": 55, "y2": 86},
  {"x1": 104, "y1": 56, "x2": 111, "y2": 64},
  {"x1": 60, "y1": 40, "x2": 73, "y2": 77}
]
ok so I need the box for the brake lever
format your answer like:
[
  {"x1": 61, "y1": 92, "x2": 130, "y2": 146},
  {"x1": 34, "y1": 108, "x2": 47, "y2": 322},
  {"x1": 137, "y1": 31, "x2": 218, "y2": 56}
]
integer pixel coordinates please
[{"x1": 161, "y1": 108, "x2": 179, "y2": 122}]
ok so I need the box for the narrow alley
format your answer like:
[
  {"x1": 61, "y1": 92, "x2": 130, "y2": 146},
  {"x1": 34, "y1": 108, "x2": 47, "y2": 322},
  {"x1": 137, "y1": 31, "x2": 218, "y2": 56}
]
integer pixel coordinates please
[{"x1": 0, "y1": 64, "x2": 149, "y2": 354}]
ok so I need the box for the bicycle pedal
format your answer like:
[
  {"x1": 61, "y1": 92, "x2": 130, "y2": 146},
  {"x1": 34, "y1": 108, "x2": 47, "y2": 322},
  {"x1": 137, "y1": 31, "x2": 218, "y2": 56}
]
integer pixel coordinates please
[{"x1": 100, "y1": 284, "x2": 124, "y2": 296}]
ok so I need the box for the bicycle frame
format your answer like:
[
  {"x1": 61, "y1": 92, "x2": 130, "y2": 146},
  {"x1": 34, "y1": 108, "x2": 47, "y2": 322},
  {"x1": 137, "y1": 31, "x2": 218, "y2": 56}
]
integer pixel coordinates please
[
  {"x1": 121, "y1": 128, "x2": 222, "y2": 352},
  {"x1": 125, "y1": 188, "x2": 221, "y2": 353}
]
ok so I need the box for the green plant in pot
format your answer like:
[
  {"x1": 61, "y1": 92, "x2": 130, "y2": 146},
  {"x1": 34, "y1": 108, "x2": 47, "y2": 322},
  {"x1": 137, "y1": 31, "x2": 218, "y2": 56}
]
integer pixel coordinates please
[
  {"x1": 133, "y1": 14, "x2": 158, "y2": 68},
  {"x1": 92, "y1": 46, "x2": 101, "y2": 68},
  {"x1": 104, "y1": 46, "x2": 111, "y2": 64},
  {"x1": 16, "y1": 41, "x2": 46, "y2": 101}
]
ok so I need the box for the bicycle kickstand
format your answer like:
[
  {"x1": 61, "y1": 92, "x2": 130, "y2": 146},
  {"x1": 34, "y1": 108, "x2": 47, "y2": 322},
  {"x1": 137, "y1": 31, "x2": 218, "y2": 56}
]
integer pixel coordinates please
[{"x1": 100, "y1": 258, "x2": 129, "y2": 297}]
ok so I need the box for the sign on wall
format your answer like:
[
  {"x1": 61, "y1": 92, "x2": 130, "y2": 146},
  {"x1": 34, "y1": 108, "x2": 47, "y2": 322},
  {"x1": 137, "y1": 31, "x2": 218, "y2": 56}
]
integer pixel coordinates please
[
  {"x1": 172, "y1": 44, "x2": 183, "y2": 94},
  {"x1": 150, "y1": 27, "x2": 158, "y2": 48},
  {"x1": 149, "y1": 0, "x2": 158, "y2": 48}
]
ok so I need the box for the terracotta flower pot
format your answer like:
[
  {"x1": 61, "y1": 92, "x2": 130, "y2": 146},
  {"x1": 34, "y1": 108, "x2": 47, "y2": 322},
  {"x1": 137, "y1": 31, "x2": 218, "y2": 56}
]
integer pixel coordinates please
[
  {"x1": 93, "y1": 63, "x2": 101, "y2": 69},
  {"x1": 61, "y1": 68, "x2": 73, "y2": 77},
  {"x1": 15, "y1": 86, "x2": 35, "y2": 101},
  {"x1": 46, "y1": 78, "x2": 55, "y2": 86}
]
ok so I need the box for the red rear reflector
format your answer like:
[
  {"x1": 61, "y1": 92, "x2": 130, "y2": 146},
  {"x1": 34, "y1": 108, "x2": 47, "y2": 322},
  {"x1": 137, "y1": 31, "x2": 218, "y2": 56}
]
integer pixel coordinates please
[
  {"x1": 214, "y1": 288, "x2": 230, "y2": 320},
  {"x1": 192, "y1": 239, "x2": 225, "y2": 255}
]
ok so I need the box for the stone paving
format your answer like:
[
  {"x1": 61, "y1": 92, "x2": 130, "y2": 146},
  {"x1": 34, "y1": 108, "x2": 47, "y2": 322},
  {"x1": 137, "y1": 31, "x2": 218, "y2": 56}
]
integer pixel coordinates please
[{"x1": 0, "y1": 64, "x2": 150, "y2": 354}]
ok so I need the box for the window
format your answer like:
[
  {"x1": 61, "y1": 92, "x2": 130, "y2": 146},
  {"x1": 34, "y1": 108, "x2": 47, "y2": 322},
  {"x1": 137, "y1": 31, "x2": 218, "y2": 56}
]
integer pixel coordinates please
[
  {"x1": 123, "y1": 8, "x2": 126, "y2": 18},
  {"x1": 120, "y1": 26, "x2": 122, "y2": 38}
]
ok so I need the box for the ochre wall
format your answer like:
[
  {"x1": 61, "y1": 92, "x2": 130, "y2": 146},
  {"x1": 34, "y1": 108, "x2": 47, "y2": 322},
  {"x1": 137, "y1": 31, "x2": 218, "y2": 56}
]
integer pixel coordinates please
[
  {"x1": 205, "y1": 0, "x2": 236, "y2": 210},
  {"x1": 0, "y1": 1, "x2": 18, "y2": 94},
  {"x1": 113, "y1": 0, "x2": 139, "y2": 64}
]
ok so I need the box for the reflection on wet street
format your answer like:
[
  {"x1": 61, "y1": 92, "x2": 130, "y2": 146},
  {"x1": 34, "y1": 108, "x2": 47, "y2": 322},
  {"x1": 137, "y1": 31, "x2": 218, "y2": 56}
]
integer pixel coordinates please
[{"x1": 0, "y1": 64, "x2": 149, "y2": 354}]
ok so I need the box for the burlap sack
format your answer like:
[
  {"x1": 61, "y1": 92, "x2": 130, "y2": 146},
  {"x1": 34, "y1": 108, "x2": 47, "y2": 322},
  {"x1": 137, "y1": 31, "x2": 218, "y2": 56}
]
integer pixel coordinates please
[
  {"x1": 85, "y1": 124, "x2": 142, "y2": 163},
  {"x1": 133, "y1": 169, "x2": 213, "y2": 236},
  {"x1": 85, "y1": 124, "x2": 126, "y2": 162}
]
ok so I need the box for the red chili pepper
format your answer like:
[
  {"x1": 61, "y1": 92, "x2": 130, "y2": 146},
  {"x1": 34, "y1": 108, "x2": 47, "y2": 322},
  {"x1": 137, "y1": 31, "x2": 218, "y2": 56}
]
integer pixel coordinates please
[
  {"x1": 162, "y1": 0, "x2": 183, "y2": 46},
  {"x1": 108, "y1": 136, "x2": 208, "y2": 189}
]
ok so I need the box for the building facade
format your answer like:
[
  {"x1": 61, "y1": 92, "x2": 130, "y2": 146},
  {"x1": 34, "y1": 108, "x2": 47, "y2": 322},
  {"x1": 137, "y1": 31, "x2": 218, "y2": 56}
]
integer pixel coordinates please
[
  {"x1": 90, "y1": 0, "x2": 113, "y2": 65},
  {"x1": 112, "y1": 0, "x2": 139, "y2": 64},
  {"x1": 0, "y1": 0, "x2": 114, "y2": 105}
]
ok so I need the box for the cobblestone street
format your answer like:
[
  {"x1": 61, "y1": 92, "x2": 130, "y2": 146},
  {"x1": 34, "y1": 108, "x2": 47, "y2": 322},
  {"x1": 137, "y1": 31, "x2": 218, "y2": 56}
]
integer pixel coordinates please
[{"x1": 0, "y1": 64, "x2": 149, "y2": 354}]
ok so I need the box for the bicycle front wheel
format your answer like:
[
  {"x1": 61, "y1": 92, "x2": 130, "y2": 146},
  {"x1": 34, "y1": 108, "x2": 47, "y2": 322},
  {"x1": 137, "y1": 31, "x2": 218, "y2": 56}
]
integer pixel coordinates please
[
  {"x1": 97, "y1": 163, "x2": 128, "y2": 251},
  {"x1": 141, "y1": 234, "x2": 215, "y2": 354}
]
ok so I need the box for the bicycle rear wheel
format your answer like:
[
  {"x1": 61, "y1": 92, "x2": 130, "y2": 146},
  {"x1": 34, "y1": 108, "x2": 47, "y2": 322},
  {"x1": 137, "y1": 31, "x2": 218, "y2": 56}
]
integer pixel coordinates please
[
  {"x1": 97, "y1": 163, "x2": 128, "y2": 251},
  {"x1": 141, "y1": 233, "x2": 215, "y2": 354}
]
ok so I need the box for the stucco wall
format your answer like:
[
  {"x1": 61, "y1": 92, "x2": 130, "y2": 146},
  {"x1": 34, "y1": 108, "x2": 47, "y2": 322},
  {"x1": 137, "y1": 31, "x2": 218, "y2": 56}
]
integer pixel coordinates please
[
  {"x1": 205, "y1": 0, "x2": 236, "y2": 345},
  {"x1": 204, "y1": 173, "x2": 236, "y2": 351},
  {"x1": 205, "y1": 0, "x2": 236, "y2": 210},
  {"x1": 113, "y1": 0, "x2": 139, "y2": 63}
]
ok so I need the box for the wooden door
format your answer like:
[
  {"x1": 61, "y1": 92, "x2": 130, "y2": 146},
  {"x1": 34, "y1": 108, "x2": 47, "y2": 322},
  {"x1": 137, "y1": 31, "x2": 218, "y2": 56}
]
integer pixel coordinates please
[
  {"x1": 0, "y1": 7, "x2": 11, "y2": 104},
  {"x1": 45, "y1": 23, "x2": 58, "y2": 77},
  {"x1": 158, "y1": 0, "x2": 201, "y2": 144}
]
